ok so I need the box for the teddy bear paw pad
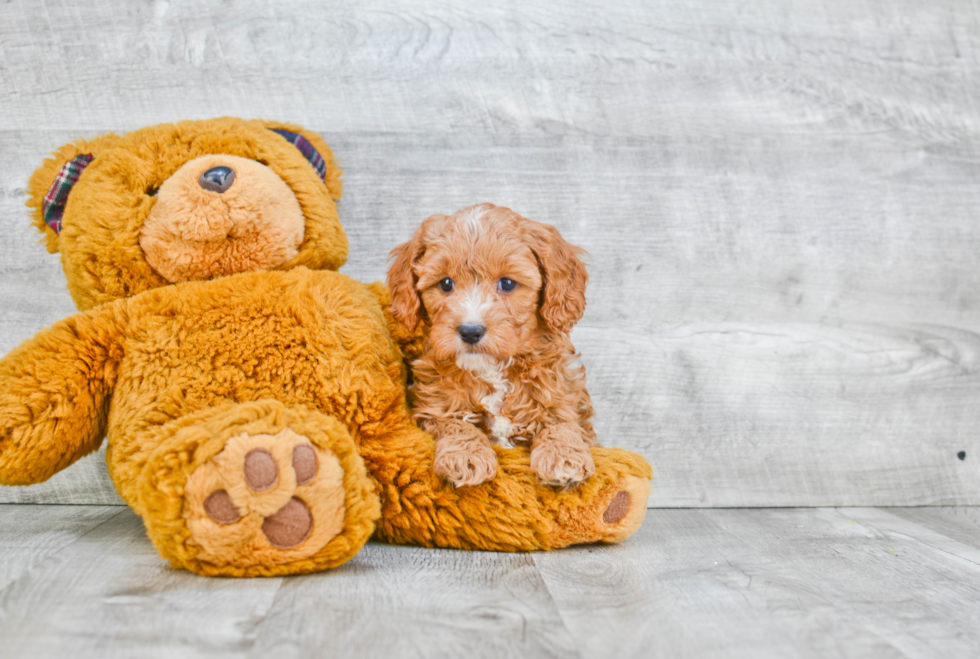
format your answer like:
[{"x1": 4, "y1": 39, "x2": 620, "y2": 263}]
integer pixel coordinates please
[
  {"x1": 594, "y1": 476, "x2": 650, "y2": 543},
  {"x1": 544, "y1": 474, "x2": 651, "y2": 548},
  {"x1": 184, "y1": 428, "x2": 346, "y2": 567},
  {"x1": 602, "y1": 490, "x2": 631, "y2": 525}
]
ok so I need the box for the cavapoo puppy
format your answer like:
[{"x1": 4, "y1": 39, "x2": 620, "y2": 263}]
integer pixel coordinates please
[{"x1": 387, "y1": 203, "x2": 598, "y2": 488}]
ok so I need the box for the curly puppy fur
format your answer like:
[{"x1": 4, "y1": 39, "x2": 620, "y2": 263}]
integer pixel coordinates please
[{"x1": 387, "y1": 203, "x2": 598, "y2": 488}]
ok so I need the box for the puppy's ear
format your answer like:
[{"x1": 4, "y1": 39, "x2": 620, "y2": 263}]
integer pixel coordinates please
[
  {"x1": 387, "y1": 214, "x2": 447, "y2": 331},
  {"x1": 520, "y1": 219, "x2": 589, "y2": 334}
]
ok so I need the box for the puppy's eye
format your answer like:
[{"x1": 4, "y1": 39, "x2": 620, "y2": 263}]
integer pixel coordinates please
[
  {"x1": 498, "y1": 278, "x2": 517, "y2": 292},
  {"x1": 439, "y1": 278, "x2": 455, "y2": 293}
]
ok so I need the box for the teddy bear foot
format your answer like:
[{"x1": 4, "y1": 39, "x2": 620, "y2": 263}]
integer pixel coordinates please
[
  {"x1": 537, "y1": 448, "x2": 653, "y2": 548},
  {"x1": 544, "y1": 475, "x2": 652, "y2": 547},
  {"x1": 184, "y1": 429, "x2": 347, "y2": 561},
  {"x1": 139, "y1": 401, "x2": 380, "y2": 577}
]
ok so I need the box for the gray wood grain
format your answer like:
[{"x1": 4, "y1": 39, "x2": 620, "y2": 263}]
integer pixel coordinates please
[
  {"x1": 584, "y1": 322, "x2": 980, "y2": 506},
  {"x1": 2, "y1": 0, "x2": 980, "y2": 506},
  {"x1": 0, "y1": 509, "x2": 285, "y2": 659},
  {"x1": 535, "y1": 507, "x2": 980, "y2": 659},
  {"x1": 884, "y1": 506, "x2": 980, "y2": 551},
  {"x1": 0, "y1": 504, "x2": 123, "y2": 591},
  {"x1": 3, "y1": 504, "x2": 980, "y2": 658},
  {"x1": 701, "y1": 508, "x2": 980, "y2": 658},
  {"x1": 0, "y1": 506, "x2": 576, "y2": 659},
  {"x1": 247, "y1": 544, "x2": 579, "y2": 659},
  {"x1": 0, "y1": 0, "x2": 977, "y2": 138}
]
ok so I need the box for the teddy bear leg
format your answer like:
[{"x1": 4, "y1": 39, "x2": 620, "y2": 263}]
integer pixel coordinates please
[
  {"x1": 136, "y1": 401, "x2": 379, "y2": 577},
  {"x1": 362, "y1": 421, "x2": 652, "y2": 551}
]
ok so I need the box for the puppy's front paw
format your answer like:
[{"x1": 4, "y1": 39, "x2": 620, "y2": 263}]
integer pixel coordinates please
[
  {"x1": 434, "y1": 438, "x2": 498, "y2": 487},
  {"x1": 531, "y1": 440, "x2": 596, "y2": 486}
]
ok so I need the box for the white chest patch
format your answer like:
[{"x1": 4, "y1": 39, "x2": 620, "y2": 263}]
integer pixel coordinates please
[{"x1": 456, "y1": 353, "x2": 516, "y2": 447}]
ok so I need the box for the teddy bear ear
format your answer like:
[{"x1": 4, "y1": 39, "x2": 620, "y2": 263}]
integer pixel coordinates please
[
  {"x1": 26, "y1": 134, "x2": 121, "y2": 253},
  {"x1": 262, "y1": 122, "x2": 343, "y2": 202}
]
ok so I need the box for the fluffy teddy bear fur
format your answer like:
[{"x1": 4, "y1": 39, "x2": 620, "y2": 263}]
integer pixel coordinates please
[{"x1": 0, "y1": 117, "x2": 652, "y2": 577}]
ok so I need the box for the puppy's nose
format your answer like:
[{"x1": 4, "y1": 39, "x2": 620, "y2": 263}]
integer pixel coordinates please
[
  {"x1": 199, "y1": 166, "x2": 236, "y2": 193},
  {"x1": 458, "y1": 324, "x2": 486, "y2": 345}
]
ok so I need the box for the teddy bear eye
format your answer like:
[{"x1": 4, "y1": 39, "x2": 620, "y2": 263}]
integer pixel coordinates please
[
  {"x1": 498, "y1": 278, "x2": 517, "y2": 292},
  {"x1": 439, "y1": 278, "x2": 454, "y2": 293}
]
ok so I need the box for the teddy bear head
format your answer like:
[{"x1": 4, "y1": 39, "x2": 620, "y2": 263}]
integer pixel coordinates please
[{"x1": 26, "y1": 117, "x2": 346, "y2": 311}]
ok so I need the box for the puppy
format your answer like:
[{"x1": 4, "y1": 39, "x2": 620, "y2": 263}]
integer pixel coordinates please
[{"x1": 387, "y1": 203, "x2": 598, "y2": 487}]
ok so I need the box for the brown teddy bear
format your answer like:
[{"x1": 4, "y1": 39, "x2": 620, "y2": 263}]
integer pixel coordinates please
[{"x1": 0, "y1": 117, "x2": 652, "y2": 577}]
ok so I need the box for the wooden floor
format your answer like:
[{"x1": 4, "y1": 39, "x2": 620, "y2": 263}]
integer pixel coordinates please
[
  {"x1": 4, "y1": 0, "x2": 980, "y2": 510},
  {"x1": 1, "y1": 504, "x2": 978, "y2": 658}
]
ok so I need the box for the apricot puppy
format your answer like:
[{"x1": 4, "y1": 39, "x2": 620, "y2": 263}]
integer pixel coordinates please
[{"x1": 387, "y1": 203, "x2": 598, "y2": 487}]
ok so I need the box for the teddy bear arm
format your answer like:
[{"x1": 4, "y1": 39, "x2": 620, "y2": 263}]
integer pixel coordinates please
[{"x1": 0, "y1": 302, "x2": 127, "y2": 485}]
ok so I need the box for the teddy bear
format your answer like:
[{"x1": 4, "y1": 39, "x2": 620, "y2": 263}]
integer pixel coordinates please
[{"x1": 0, "y1": 117, "x2": 652, "y2": 577}]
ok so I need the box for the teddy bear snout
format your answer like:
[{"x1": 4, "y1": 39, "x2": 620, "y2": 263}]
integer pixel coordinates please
[
  {"x1": 139, "y1": 154, "x2": 307, "y2": 283},
  {"x1": 199, "y1": 166, "x2": 236, "y2": 194}
]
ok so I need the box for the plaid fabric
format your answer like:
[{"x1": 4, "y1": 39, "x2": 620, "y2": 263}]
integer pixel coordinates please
[
  {"x1": 42, "y1": 153, "x2": 93, "y2": 233},
  {"x1": 269, "y1": 129, "x2": 327, "y2": 181}
]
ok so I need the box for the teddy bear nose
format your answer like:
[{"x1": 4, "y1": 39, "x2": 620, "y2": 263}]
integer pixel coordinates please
[{"x1": 199, "y1": 166, "x2": 236, "y2": 193}]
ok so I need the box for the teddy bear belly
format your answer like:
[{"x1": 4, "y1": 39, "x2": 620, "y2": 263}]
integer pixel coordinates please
[{"x1": 105, "y1": 269, "x2": 405, "y2": 505}]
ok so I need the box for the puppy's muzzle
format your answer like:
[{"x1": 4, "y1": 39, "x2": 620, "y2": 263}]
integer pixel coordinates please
[{"x1": 458, "y1": 324, "x2": 486, "y2": 345}]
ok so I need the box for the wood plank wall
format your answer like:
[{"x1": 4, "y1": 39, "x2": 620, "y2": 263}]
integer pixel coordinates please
[{"x1": 1, "y1": 0, "x2": 979, "y2": 506}]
